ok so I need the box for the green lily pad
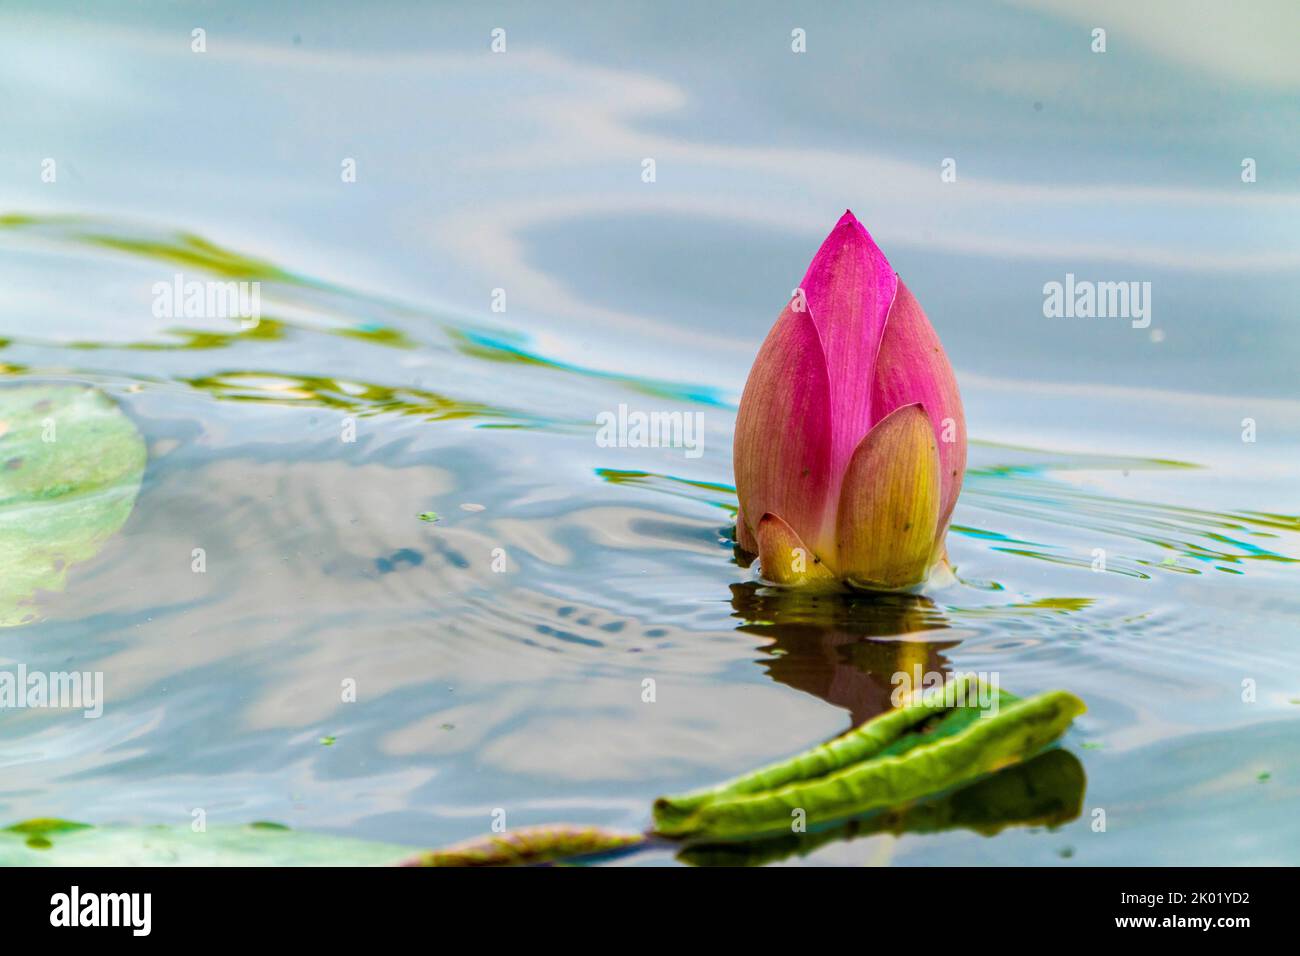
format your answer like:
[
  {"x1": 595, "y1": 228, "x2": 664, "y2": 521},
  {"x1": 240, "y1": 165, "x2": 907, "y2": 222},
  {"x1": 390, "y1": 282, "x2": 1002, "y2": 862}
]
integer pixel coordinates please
[
  {"x1": 0, "y1": 820, "x2": 411, "y2": 866},
  {"x1": 653, "y1": 675, "x2": 1085, "y2": 841},
  {"x1": 0, "y1": 384, "x2": 146, "y2": 627},
  {"x1": 677, "y1": 747, "x2": 1086, "y2": 866}
]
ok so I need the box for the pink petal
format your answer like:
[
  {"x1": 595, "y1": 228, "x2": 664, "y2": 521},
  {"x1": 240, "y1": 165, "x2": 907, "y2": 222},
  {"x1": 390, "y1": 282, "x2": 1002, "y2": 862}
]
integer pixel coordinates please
[
  {"x1": 735, "y1": 503, "x2": 758, "y2": 553},
  {"x1": 834, "y1": 403, "x2": 940, "y2": 591},
  {"x1": 870, "y1": 279, "x2": 966, "y2": 533},
  {"x1": 798, "y1": 210, "x2": 899, "y2": 485},
  {"x1": 733, "y1": 304, "x2": 835, "y2": 554}
]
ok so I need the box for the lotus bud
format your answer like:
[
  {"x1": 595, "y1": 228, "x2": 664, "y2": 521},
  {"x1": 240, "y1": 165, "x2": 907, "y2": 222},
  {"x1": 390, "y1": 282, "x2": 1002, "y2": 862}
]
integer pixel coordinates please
[{"x1": 734, "y1": 211, "x2": 965, "y2": 591}]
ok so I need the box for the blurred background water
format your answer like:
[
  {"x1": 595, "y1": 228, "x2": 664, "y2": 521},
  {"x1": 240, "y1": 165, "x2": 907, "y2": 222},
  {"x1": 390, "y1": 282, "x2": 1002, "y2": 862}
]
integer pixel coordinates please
[{"x1": 1, "y1": 0, "x2": 1298, "y2": 864}]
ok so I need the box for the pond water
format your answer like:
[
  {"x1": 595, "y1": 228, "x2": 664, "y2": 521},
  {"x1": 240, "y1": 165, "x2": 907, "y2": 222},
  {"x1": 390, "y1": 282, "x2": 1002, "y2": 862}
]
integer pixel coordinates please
[{"x1": 2, "y1": 2, "x2": 1298, "y2": 864}]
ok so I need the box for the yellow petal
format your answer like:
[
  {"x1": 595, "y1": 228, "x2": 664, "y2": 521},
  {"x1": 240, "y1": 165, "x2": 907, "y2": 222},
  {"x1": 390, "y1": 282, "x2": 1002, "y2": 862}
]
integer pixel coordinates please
[
  {"x1": 756, "y1": 513, "x2": 836, "y2": 586},
  {"x1": 834, "y1": 404, "x2": 940, "y2": 590}
]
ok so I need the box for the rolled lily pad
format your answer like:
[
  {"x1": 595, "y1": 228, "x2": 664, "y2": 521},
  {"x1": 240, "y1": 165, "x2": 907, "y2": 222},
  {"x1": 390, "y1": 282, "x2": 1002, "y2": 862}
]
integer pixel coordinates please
[
  {"x1": 676, "y1": 747, "x2": 1086, "y2": 866},
  {"x1": 402, "y1": 824, "x2": 646, "y2": 867},
  {"x1": 653, "y1": 675, "x2": 1085, "y2": 840},
  {"x1": 0, "y1": 384, "x2": 146, "y2": 627},
  {"x1": 0, "y1": 820, "x2": 412, "y2": 866}
]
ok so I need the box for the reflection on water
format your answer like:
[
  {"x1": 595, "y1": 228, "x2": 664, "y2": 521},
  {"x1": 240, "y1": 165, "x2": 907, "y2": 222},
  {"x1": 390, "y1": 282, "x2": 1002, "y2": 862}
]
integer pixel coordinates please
[
  {"x1": 1, "y1": 1, "x2": 1299, "y2": 866},
  {"x1": 961, "y1": 465, "x2": 1300, "y2": 579},
  {"x1": 731, "y1": 584, "x2": 955, "y2": 729}
]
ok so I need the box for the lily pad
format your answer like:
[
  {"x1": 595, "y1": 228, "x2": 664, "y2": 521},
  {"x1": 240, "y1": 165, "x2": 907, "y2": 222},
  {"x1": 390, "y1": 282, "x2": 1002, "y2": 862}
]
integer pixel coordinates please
[
  {"x1": 653, "y1": 675, "x2": 1085, "y2": 840},
  {"x1": 0, "y1": 820, "x2": 411, "y2": 866},
  {"x1": 0, "y1": 384, "x2": 146, "y2": 627},
  {"x1": 676, "y1": 747, "x2": 1086, "y2": 866}
]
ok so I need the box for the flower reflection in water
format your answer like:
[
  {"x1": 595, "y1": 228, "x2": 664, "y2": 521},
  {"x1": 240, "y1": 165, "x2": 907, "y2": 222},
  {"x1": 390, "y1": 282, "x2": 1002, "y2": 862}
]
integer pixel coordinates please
[{"x1": 730, "y1": 582, "x2": 957, "y2": 729}]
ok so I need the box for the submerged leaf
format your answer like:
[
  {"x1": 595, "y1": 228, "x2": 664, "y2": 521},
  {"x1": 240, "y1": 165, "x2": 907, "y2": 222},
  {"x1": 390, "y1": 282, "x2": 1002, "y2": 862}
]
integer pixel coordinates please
[
  {"x1": 0, "y1": 822, "x2": 411, "y2": 866},
  {"x1": 403, "y1": 824, "x2": 645, "y2": 867},
  {"x1": 4, "y1": 818, "x2": 93, "y2": 835},
  {"x1": 0, "y1": 384, "x2": 146, "y2": 627},
  {"x1": 654, "y1": 675, "x2": 1084, "y2": 840}
]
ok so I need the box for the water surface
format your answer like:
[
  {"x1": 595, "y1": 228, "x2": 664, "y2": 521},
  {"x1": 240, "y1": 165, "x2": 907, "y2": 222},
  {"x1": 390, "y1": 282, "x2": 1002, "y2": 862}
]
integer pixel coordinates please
[{"x1": 2, "y1": 2, "x2": 1298, "y2": 865}]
